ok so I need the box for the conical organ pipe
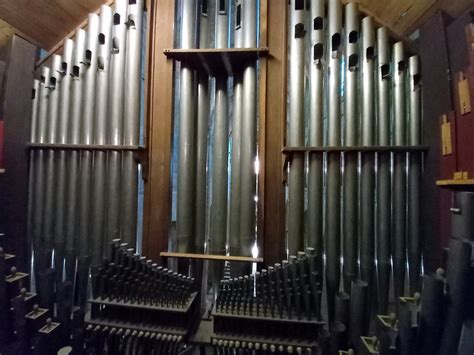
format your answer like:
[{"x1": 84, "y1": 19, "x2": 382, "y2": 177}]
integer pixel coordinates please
[
  {"x1": 342, "y1": 2, "x2": 359, "y2": 293},
  {"x1": 53, "y1": 40, "x2": 74, "y2": 282},
  {"x1": 177, "y1": 0, "x2": 198, "y2": 252},
  {"x1": 287, "y1": 0, "x2": 306, "y2": 256},
  {"x1": 228, "y1": 0, "x2": 243, "y2": 258},
  {"x1": 239, "y1": 0, "x2": 257, "y2": 258},
  {"x1": 195, "y1": 0, "x2": 209, "y2": 253},
  {"x1": 64, "y1": 29, "x2": 86, "y2": 281},
  {"x1": 359, "y1": 16, "x2": 376, "y2": 300},
  {"x1": 43, "y1": 55, "x2": 62, "y2": 260},
  {"x1": 308, "y1": 0, "x2": 324, "y2": 289},
  {"x1": 210, "y1": 0, "x2": 229, "y2": 257},
  {"x1": 92, "y1": 5, "x2": 113, "y2": 266},
  {"x1": 376, "y1": 27, "x2": 391, "y2": 314},
  {"x1": 122, "y1": 0, "x2": 144, "y2": 246},
  {"x1": 32, "y1": 68, "x2": 49, "y2": 285},
  {"x1": 103, "y1": 2, "x2": 122, "y2": 252},
  {"x1": 408, "y1": 55, "x2": 421, "y2": 294},
  {"x1": 326, "y1": 0, "x2": 342, "y2": 322},
  {"x1": 392, "y1": 41, "x2": 407, "y2": 302}
]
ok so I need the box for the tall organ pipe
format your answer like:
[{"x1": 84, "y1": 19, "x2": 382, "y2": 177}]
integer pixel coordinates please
[
  {"x1": 43, "y1": 55, "x2": 62, "y2": 268},
  {"x1": 287, "y1": 0, "x2": 306, "y2": 256},
  {"x1": 195, "y1": 0, "x2": 210, "y2": 253},
  {"x1": 376, "y1": 27, "x2": 391, "y2": 314},
  {"x1": 326, "y1": 0, "x2": 342, "y2": 322},
  {"x1": 104, "y1": 0, "x2": 124, "y2": 254},
  {"x1": 77, "y1": 14, "x2": 100, "y2": 306},
  {"x1": 392, "y1": 41, "x2": 407, "y2": 303},
  {"x1": 53, "y1": 40, "x2": 74, "y2": 283},
  {"x1": 92, "y1": 5, "x2": 113, "y2": 266},
  {"x1": 177, "y1": 0, "x2": 198, "y2": 253},
  {"x1": 65, "y1": 29, "x2": 86, "y2": 282},
  {"x1": 210, "y1": 0, "x2": 229, "y2": 258},
  {"x1": 359, "y1": 17, "x2": 375, "y2": 307},
  {"x1": 239, "y1": 0, "x2": 257, "y2": 258},
  {"x1": 408, "y1": 55, "x2": 421, "y2": 294},
  {"x1": 308, "y1": 0, "x2": 324, "y2": 291},
  {"x1": 32, "y1": 67, "x2": 49, "y2": 278},
  {"x1": 229, "y1": 0, "x2": 243, "y2": 258},
  {"x1": 122, "y1": 0, "x2": 144, "y2": 246},
  {"x1": 342, "y1": 2, "x2": 359, "y2": 294}
]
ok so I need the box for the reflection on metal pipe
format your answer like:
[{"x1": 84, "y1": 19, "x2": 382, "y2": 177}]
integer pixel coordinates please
[
  {"x1": 408, "y1": 55, "x2": 422, "y2": 294},
  {"x1": 92, "y1": 6, "x2": 113, "y2": 266},
  {"x1": 359, "y1": 17, "x2": 375, "y2": 314},
  {"x1": 342, "y1": 2, "x2": 359, "y2": 294},
  {"x1": 229, "y1": 0, "x2": 243, "y2": 259},
  {"x1": 376, "y1": 27, "x2": 391, "y2": 314},
  {"x1": 308, "y1": 0, "x2": 324, "y2": 292},
  {"x1": 121, "y1": 0, "x2": 144, "y2": 246},
  {"x1": 287, "y1": 0, "x2": 306, "y2": 256},
  {"x1": 326, "y1": 0, "x2": 342, "y2": 323},
  {"x1": 392, "y1": 41, "x2": 406, "y2": 304},
  {"x1": 65, "y1": 29, "x2": 86, "y2": 282},
  {"x1": 239, "y1": 0, "x2": 257, "y2": 258},
  {"x1": 196, "y1": 0, "x2": 210, "y2": 254},
  {"x1": 177, "y1": 0, "x2": 197, "y2": 253}
]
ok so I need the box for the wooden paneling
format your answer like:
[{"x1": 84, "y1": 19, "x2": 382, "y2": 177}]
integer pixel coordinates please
[
  {"x1": 141, "y1": 0, "x2": 175, "y2": 262},
  {"x1": 262, "y1": 0, "x2": 288, "y2": 265},
  {"x1": 0, "y1": 19, "x2": 14, "y2": 48},
  {"x1": 0, "y1": 0, "x2": 107, "y2": 49}
]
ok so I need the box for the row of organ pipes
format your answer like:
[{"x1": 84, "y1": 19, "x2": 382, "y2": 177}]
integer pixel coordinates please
[
  {"x1": 286, "y1": 0, "x2": 422, "y2": 322},
  {"x1": 28, "y1": 0, "x2": 144, "y2": 307},
  {"x1": 175, "y1": 0, "x2": 258, "y2": 283}
]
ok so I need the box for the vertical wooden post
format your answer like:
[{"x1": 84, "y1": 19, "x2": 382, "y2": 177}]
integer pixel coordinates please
[
  {"x1": 261, "y1": 0, "x2": 288, "y2": 265},
  {"x1": 142, "y1": 0, "x2": 175, "y2": 261}
]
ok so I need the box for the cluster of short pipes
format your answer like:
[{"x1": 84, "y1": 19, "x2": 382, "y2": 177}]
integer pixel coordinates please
[
  {"x1": 28, "y1": 0, "x2": 144, "y2": 306},
  {"x1": 286, "y1": 0, "x2": 422, "y2": 321},
  {"x1": 175, "y1": 0, "x2": 258, "y2": 277}
]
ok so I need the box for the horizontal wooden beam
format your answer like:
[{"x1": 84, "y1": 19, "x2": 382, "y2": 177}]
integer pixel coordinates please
[{"x1": 160, "y1": 252, "x2": 263, "y2": 263}]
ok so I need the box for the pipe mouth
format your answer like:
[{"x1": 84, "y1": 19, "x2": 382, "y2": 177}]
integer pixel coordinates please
[
  {"x1": 398, "y1": 60, "x2": 406, "y2": 72},
  {"x1": 49, "y1": 76, "x2": 57, "y2": 89},
  {"x1": 98, "y1": 33, "x2": 106, "y2": 45},
  {"x1": 112, "y1": 37, "x2": 120, "y2": 52},
  {"x1": 127, "y1": 14, "x2": 136, "y2": 28},
  {"x1": 72, "y1": 65, "x2": 80, "y2": 77},
  {"x1": 366, "y1": 46, "x2": 375, "y2": 61},
  {"x1": 380, "y1": 63, "x2": 390, "y2": 79},
  {"x1": 313, "y1": 17, "x2": 323, "y2": 30},
  {"x1": 235, "y1": 4, "x2": 241, "y2": 29},
  {"x1": 331, "y1": 33, "x2": 341, "y2": 53},
  {"x1": 219, "y1": 0, "x2": 226, "y2": 14},
  {"x1": 295, "y1": 0, "x2": 304, "y2": 11},
  {"x1": 61, "y1": 62, "x2": 68, "y2": 75},
  {"x1": 201, "y1": 0, "x2": 208, "y2": 15},
  {"x1": 412, "y1": 73, "x2": 422, "y2": 87},
  {"x1": 85, "y1": 50, "x2": 92, "y2": 66},
  {"x1": 295, "y1": 23, "x2": 306, "y2": 38},
  {"x1": 31, "y1": 88, "x2": 36, "y2": 100},
  {"x1": 113, "y1": 13, "x2": 121, "y2": 25},
  {"x1": 348, "y1": 30, "x2": 358, "y2": 43},
  {"x1": 348, "y1": 53, "x2": 359, "y2": 71}
]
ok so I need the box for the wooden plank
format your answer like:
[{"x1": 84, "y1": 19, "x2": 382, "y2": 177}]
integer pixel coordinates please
[
  {"x1": 35, "y1": 0, "x2": 114, "y2": 68},
  {"x1": 160, "y1": 252, "x2": 263, "y2": 263},
  {"x1": 0, "y1": 0, "x2": 109, "y2": 50},
  {"x1": 436, "y1": 179, "x2": 474, "y2": 186},
  {"x1": 257, "y1": 0, "x2": 268, "y2": 260},
  {"x1": 141, "y1": 0, "x2": 175, "y2": 262},
  {"x1": 262, "y1": 0, "x2": 287, "y2": 266}
]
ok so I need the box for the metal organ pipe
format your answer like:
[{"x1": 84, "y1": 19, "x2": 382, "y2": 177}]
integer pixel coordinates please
[
  {"x1": 229, "y1": 0, "x2": 243, "y2": 259},
  {"x1": 195, "y1": 0, "x2": 210, "y2": 253},
  {"x1": 287, "y1": 0, "x2": 306, "y2": 256},
  {"x1": 359, "y1": 17, "x2": 375, "y2": 311},
  {"x1": 308, "y1": 0, "x2": 324, "y2": 292},
  {"x1": 342, "y1": 2, "x2": 359, "y2": 294},
  {"x1": 210, "y1": 0, "x2": 229, "y2": 258},
  {"x1": 105, "y1": 0, "x2": 131, "y2": 248},
  {"x1": 408, "y1": 55, "x2": 421, "y2": 294},
  {"x1": 326, "y1": 0, "x2": 342, "y2": 322},
  {"x1": 65, "y1": 29, "x2": 86, "y2": 282},
  {"x1": 239, "y1": 0, "x2": 257, "y2": 258},
  {"x1": 122, "y1": 0, "x2": 144, "y2": 246},
  {"x1": 376, "y1": 27, "x2": 391, "y2": 314},
  {"x1": 392, "y1": 41, "x2": 407, "y2": 303},
  {"x1": 92, "y1": 5, "x2": 113, "y2": 267},
  {"x1": 177, "y1": 0, "x2": 198, "y2": 253}
]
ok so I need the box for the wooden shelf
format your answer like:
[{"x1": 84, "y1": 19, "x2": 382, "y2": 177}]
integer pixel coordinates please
[
  {"x1": 27, "y1": 143, "x2": 145, "y2": 152},
  {"x1": 160, "y1": 252, "x2": 263, "y2": 263},
  {"x1": 436, "y1": 179, "x2": 474, "y2": 186},
  {"x1": 163, "y1": 47, "x2": 269, "y2": 77},
  {"x1": 283, "y1": 145, "x2": 429, "y2": 154}
]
